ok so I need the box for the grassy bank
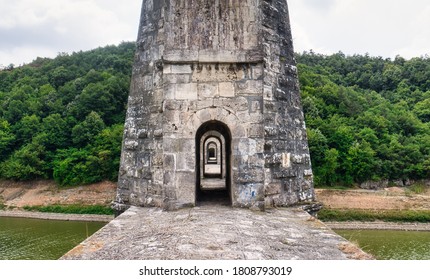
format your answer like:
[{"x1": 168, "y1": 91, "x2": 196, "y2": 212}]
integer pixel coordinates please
[
  {"x1": 319, "y1": 209, "x2": 430, "y2": 223},
  {"x1": 23, "y1": 204, "x2": 114, "y2": 215}
]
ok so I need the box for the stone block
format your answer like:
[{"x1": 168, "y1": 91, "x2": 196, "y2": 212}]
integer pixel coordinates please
[
  {"x1": 142, "y1": 75, "x2": 154, "y2": 91},
  {"x1": 265, "y1": 183, "x2": 282, "y2": 195},
  {"x1": 248, "y1": 125, "x2": 264, "y2": 138},
  {"x1": 198, "y1": 50, "x2": 247, "y2": 63},
  {"x1": 222, "y1": 96, "x2": 248, "y2": 111},
  {"x1": 274, "y1": 169, "x2": 297, "y2": 179},
  {"x1": 198, "y1": 83, "x2": 219, "y2": 99},
  {"x1": 124, "y1": 140, "x2": 139, "y2": 151},
  {"x1": 163, "y1": 64, "x2": 172, "y2": 74},
  {"x1": 235, "y1": 80, "x2": 263, "y2": 95},
  {"x1": 164, "y1": 84, "x2": 176, "y2": 100},
  {"x1": 163, "y1": 50, "x2": 198, "y2": 62},
  {"x1": 176, "y1": 172, "x2": 195, "y2": 202},
  {"x1": 236, "y1": 168, "x2": 264, "y2": 184},
  {"x1": 304, "y1": 169, "x2": 313, "y2": 177},
  {"x1": 219, "y1": 82, "x2": 235, "y2": 97},
  {"x1": 251, "y1": 64, "x2": 264, "y2": 80},
  {"x1": 264, "y1": 126, "x2": 278, "y2": 137},
  {"x1": 163, "y1": 154, "x2": 176, "y2": 171},
  {"x1": 176, "y1": 152, "x2": 195, "y2": 172},
  {"x1": 282, "y1": 153, "x2": 291, "y2": 168},
  {"x1": 175, "y1": 83, "x2": 198, "y2": 100},
  {"x1": 171, "y1": 64, "x2": 193, "y2": 74},
  {"x1": 164, "y1": 74, "x2": 192, "y2": 84},
  {"x1": 152, "y1": 153, "x2": 163, "y2": 167},
  {"x1": 236, "y1": 183, "x2": 264, "y2": 205},
  {"x1": 248, "y1": 98, "x2": 263, "y2": 113}
]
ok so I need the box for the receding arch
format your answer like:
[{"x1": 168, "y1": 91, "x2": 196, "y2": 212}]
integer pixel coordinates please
[{"x1": 195, "y1": 120, "x2": 232, "y2": 206}]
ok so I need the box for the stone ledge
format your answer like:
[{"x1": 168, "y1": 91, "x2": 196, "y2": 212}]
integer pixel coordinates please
[{"x1": 163, "y1": 50, "x2": 264, "y2": 64}]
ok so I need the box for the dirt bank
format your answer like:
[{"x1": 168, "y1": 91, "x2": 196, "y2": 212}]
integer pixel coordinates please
[
  {"x1": 0, "y1": 180, "x2": 116, "y2": 209},
  {"x1": 316, "y1": 187, "x2": 430, "y2": 231},
  {"x1": 4, "y1": 181, "x2": 428, "y2": 211},
  {"x1": 315, "y1": 187, "x2": 430, "y2": 211}
]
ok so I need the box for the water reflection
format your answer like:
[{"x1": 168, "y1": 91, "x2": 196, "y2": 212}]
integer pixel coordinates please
[
  {"x1": 336, "y1": 229, "x2": 430, "y2": 260},
  {"x1": 0, "y1": 217, "x2": 106, "y2": 260}
]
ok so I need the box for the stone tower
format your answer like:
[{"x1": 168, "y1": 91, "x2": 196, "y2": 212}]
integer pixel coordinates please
[{"x1": 113, "y1": 0, "x2": 314, "y2": 212}]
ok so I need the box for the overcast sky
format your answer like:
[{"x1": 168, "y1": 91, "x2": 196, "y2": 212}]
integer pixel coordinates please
[{"x1": 1, "y1": 0, "x2": 429, "y2": 67}]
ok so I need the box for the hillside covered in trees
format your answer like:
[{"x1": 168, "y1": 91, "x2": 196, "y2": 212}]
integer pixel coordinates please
[
  {"x1": 0, "y1": 42, "x2": 135, "y2": 186},
  {"x1": 297, "y1": 52, "x2": 430, "y2": 186},
  {"x1": 0, "y1": 44, "x2": 429, "y2": 187}
]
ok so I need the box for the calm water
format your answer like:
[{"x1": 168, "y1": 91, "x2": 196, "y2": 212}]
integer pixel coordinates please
[
  {"x1": 336, "y1": 229, "x2": 430, "y2": 260},
  {"x1": 0, "y1": 217, "x2": 106, "y2": 260}
]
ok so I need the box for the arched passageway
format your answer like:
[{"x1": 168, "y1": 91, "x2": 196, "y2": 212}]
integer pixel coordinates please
[{"x1": 195, "y1": 121, "x2": 232, "y2": 206}]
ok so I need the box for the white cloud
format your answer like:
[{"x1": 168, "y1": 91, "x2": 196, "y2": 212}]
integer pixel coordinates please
[
  {"x1": 288, "y1": 0, "x2": 430, "y2": 58},
  {"x1": 0, "y1": 0, "x2": 141, "y2": 66},
  {"x1": 1, "y1": 0, "x2": 429, "y2": 66}
]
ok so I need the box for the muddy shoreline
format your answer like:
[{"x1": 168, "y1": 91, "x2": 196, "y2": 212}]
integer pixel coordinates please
[
  {"x1": 325, "y1": 221, "x2": 430, "y2": 231},
  {"x1": 0, "y1": 210, "x2": 113, "y2": 222},
  {"x1": 2, "y1": 209, "x2": 429, "y2": 231}
]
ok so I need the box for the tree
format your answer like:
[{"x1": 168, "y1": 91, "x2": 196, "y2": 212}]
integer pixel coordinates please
[
  {"x1": 49, "y1": 66, "x2": 74, "y2": 88},
  {"x1": 0, "y1": 119, "x2": 15, "y2": 160},
  {"x1": 90, "y1": 124, "x2": 124, "y2": 181},
  {"x1": 39, "y1": 114, "x2": 69, "y2": 150},
  {"x1": 53, "y1": 148, "x2": 100, "y2": 186},
  {"x1": 0, "y1": 43, "x2": 135, "y2": 183},
  {"x1": 72, "y1": 111, "x2": 106, "y2": 147},
  {"x1": 295, "y1": 52, "x2": 430, "y2": 186},
  {"x1": 307, "y1": 128, "x2": 328, "y2": 169},
  {"x1": 0, "y1": 141, "x2": 46, "y2": 180},
  {"x1": 414, "y1": 98, "x2": 430, "y2": 122},
  {"x1": 13, "y1": 115, "x2": 40, "y2": 146},
  {"x1": 320, "y1": 148, "x2": 340, "y2": 186},
  {"x1": 346, "y1": 141, "x2": 377, "y2": 183}
]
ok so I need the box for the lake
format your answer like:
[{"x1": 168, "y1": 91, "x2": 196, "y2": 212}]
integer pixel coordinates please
[
  {"x1": 336, "y1": 229, "x2": 430, "y2": 260},
  {"x1": 2, "y1": 216, "x2": 429, "y2": 260},
  {"x1": 0, "y1": 217, "x2": 106, "y2": 260}
]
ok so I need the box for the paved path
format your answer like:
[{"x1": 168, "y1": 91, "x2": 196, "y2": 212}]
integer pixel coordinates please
[{"x1": 61, "y1": 206, "x2": 371, "y2": 260}]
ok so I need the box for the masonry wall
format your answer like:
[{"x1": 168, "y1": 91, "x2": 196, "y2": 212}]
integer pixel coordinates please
[
  {"x1": 114, "y1": 0, "x2": 314, "y2": 212},
  {"x1": 260, "y1": 1, "x2": 314, "y2": 206}
]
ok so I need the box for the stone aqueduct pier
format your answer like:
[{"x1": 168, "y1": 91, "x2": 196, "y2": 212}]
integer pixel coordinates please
[
  {"x1": 62, "y1": 1, "x2": 374, "y2": 261},
  {"x1": 113, "y1": 0, "x2": 315, "y2": 212}
]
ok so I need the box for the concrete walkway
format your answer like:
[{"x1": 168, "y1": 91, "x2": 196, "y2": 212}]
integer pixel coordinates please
[{"x1": 61, "y1": 206, "x2": 372, "y2": 260}]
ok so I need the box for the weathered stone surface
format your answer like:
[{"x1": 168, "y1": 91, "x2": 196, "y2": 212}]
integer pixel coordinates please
[
  {"x1": 114, "y1": 0, "x2": 315, "y2": 211},
  {"x1": 61, "y1": 206, "x2": 371, "y2": 260}
]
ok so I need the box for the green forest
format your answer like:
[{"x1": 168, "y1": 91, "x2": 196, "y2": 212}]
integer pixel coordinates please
[
  {"x1": 0, "y1": 44, "x2": 429, "y2": 187},
  {"x1": 297, "y1": 52, "x2": 430, "y2": 186},
  {"x1": 0, "y1": 42, "x2": 135, "y2": 186}
]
